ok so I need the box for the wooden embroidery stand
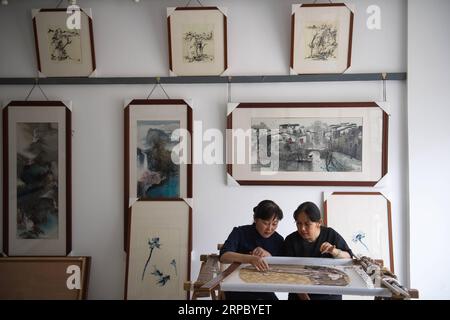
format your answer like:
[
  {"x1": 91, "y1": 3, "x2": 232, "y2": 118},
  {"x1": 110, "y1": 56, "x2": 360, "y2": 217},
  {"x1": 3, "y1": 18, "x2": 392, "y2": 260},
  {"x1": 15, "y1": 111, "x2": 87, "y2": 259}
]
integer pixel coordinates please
[
  {"x1": 196, "y1": 256, "x2": 419, "y2": 300},
  {"x1": 184, "y1": 253, "x2": 224, "y2": 300}
]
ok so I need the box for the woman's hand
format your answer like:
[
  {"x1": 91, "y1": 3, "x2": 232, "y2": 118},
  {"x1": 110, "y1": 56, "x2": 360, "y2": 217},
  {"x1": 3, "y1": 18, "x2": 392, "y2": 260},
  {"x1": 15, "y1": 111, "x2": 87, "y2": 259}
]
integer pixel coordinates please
[
  {"x1": 320, "y1": 242, "x2": 337, "y2": 256},
  {"x1": 248, "y1": 255, "x2": 270, "y2": 272},
  {"x1": 251, "y1": 246, "x2": 272, "y2": 258}
]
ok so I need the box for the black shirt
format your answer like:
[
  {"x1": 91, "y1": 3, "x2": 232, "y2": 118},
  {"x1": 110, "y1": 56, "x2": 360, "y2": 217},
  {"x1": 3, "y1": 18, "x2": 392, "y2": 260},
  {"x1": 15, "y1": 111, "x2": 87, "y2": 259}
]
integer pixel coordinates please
[
  {"x1": 220, "y1": 224, "x2": 284, "y2": 257},
  {"x1": 283, "y1": 226, "x2": 353, "y2": 300},
  {"x1": 283, "y1": 226, "x2": 353, "y2": 259},
  {"x1": 220, "y1": 224, "x2": 284, "y2": 300}
]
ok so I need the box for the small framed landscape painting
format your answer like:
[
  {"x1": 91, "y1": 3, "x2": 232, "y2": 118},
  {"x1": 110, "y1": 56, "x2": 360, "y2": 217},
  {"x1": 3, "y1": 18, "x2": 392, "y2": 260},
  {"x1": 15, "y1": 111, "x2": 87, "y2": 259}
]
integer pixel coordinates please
[
  {"x1": 291, "y1": 3, "x2": 354, "y2": 74},
  {"x1": 167, "y1": 6, "x2": 227, "y2": 76},
  {"x1": 32, "y1": 8, "x2": 96, "y2": 77}
]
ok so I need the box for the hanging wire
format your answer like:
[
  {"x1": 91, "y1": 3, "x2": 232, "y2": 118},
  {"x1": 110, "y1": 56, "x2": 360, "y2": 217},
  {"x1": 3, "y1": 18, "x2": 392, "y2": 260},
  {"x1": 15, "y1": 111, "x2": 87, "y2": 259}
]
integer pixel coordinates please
[
  {"x1": 227, "y1": 76, "x2": 232, "y2": 103},
  {"x1": 184, "y1": 0, "x2": 204, "y2": 7},
  {"x1": 56, "y1": 0, "x2": 76, "y2": 8},
  {"x1": 25, "y1": 79, "x2": 49, "y2": 101},
  {"x1": 382, "y1": 73, "x2": 387, "y2": 102},
  {"x1": 312, "y1": 0, "x2": 333, "y2": 3},
  {"x1": 146, "y1": 77, "x2": 170, "y2": 99}
]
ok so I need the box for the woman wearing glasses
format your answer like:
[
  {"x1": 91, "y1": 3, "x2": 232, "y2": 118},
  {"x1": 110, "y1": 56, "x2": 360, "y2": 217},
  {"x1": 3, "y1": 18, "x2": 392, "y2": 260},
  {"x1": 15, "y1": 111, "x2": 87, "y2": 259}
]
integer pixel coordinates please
[{"x1": 283, "y1": 201, "x2": 352, "y2": 300}]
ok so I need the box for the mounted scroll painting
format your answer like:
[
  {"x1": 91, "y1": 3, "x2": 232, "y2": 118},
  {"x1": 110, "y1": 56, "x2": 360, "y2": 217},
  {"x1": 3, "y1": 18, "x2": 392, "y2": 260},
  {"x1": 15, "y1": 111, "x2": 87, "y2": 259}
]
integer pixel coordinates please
[
  {"x1": 324, "y1": 192, "x2": 394, "y2": 272},
  {"x1": 167, "y1": 7, "x2": 227, "y2": 76},
  {"x1": 32, "y1": 8, "x2": 96, "y2": 77},
  {"x1": 124, "y1": 99, "x2": 192, "y2": 248},
  {"x1": 2, "y1": 101, "x2": 71, "y2": 256},
  {"x1": 125, "y1": 99, "x2": 192, "y2": 199},
  {"x1": 125, "y1": 200, "x2": 191, "y2": 300},
  {"x1": 291, "y1": 3, "x2": 353, "y2": 74},
  {"x1": 227, "y1": 102, "x2": 388, "y2": 186}
]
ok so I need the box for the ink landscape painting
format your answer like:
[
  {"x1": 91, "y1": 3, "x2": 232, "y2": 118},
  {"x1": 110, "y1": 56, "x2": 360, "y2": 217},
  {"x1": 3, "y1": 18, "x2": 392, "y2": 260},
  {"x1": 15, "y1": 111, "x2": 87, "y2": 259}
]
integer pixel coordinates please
[
  {"x1": 47, "y1": 25, "x2": 82, "y2": 64},
  {"x1": 304, "y1": 21, "x2": 339, "y2": 62},
  {"x1": 182, "y1": 24, "x2": 215, "y2": 64},
  {"x1": 16, "y1": 122, "x2": 59, "y2": 240},
  {"x1": 136, "y1": 120, "x2": 180, "y2": 199},
  {"x1": 251, "y1": 117, "x2": 363, "y2": 173}
]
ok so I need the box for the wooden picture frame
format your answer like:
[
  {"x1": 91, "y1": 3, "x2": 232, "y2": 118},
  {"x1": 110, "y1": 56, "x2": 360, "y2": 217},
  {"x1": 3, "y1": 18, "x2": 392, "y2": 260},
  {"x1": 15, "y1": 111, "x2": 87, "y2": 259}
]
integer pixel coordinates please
[
  {"x1": 124, "y1": 99, "x2": 193, "y2": 249},
  {"x1": 2, "y1": 101, "x2": 72, "y2": 256},
  {"x1": 291, "y1": 3, "x2": 354, "y2": 74},
  {"x1": 0, "y1": 256, "x2": 90, "y2": 299},
  {"x1": 167, "y1": 6, "x2": 228, "y2": 76},
  {"x1": 227, "y1": 102, "x2": 388, "y2": 186},
  {"x1": 32, "y1": 8, "x2": 96, "y2": 77},
  {"x1": 125, "y1": 200, "x2": 192, "y2": 300},
  {"x1": 324, "y1": 192, "x2": 394, "y2": 272}
]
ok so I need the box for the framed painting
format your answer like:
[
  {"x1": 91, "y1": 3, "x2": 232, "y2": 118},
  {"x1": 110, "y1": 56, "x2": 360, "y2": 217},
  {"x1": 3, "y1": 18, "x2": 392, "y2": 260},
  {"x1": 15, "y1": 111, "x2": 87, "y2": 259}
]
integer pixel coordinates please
[
  {"x1": 125, "y1": 200, "x2": 192, "y2": 300},
  {"x1": 291, "y1": 3, "x2": 354, "y2": 74},
  {"x1": 167, "y1": 6, "x2": 228, "y2": 76},
  {"x1": 124, "y1": 99, "x2": 192, "y2": 249},
  {"x1": 324, "y1": 192, "x2": 394, "y2": 272},
  {"x1": 2, "y1": 101, "x2": 72, "y2": 256},
  {"x1": 227, "y1": 102, "x2": 388, "y2": 186},
  {"x1": 32, "y1": 8, "x2": 96, "y2": 77},
  {"x1": 0, "y1": 256, "x2": 90, "y2": 299}
]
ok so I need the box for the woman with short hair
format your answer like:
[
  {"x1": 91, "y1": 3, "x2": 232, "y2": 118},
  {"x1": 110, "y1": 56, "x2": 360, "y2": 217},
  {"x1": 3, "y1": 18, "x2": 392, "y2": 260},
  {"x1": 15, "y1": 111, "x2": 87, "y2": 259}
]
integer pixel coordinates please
[{"x1": 220, "y1": 199, "x2": 284, "y2": 300}]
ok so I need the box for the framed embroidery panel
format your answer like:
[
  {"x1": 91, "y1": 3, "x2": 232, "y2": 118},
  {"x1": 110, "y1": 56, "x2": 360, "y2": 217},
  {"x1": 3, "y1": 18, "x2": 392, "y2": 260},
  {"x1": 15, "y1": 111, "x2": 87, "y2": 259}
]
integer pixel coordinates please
[
  {"x1": 324, "y1": 192, "x2": 394, "y2": 272},
  {"x1": 167, "y1": 6, "x2": 228, "y2": 76},
  {"x1": 2, "y1": 101, "x2": 72, "y2": 256},
  {"x1": 227, "y1": 102, "x2": 388, "y2": 186},
  {"x1": 32, "y1": 8, "x2": 96, "y2": 77},
  {"x1": 124, "y1": 99, "x2": 192, "y2": 249},
  {"x1": 125, "y1": 200, "x2": 192, "y2": 300},
  {"x1": 220, "y1": 256, "x2": 391, "y2": 298},
  {"x1": 291, "y1": 3, "x2": 354, "y2": 74},
  {"x1": 0, "y1": 256, "x2": 90, "y2": 299}
]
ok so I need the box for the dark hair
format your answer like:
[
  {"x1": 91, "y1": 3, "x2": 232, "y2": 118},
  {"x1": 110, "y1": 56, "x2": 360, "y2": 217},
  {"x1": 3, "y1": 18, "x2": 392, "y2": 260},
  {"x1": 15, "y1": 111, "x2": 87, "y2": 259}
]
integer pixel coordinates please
[
  {"x1": 293, "y1": 202, "x2": 321, "y2": 222},
  {"x1": 253, "y1": 200, "x2": 283, "y2": 221}
]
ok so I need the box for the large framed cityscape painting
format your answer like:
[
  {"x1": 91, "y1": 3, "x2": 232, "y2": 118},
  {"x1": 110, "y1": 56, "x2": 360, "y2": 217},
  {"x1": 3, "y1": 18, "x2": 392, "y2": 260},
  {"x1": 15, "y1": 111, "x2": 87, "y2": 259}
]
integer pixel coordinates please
[
  {"x1": 227, "y1": 102, "x2": 388, "y2": 186},
  {"x1": 2, "y1": 101, "x2": 72, "y2": 256}
]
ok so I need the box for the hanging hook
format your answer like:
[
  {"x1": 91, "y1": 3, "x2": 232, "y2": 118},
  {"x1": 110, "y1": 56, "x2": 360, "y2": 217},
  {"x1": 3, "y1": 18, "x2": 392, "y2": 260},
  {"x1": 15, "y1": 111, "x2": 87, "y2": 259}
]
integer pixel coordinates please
[
  {"x1": 147, "y1": 77, "x2": 170, "y2": 99},
  {"x1": 25, "y1": 79, "x2": 38, "y2": 101},
  {"x1": 184, "y1": 0, "x2": 204, "y2": 7},
  {"x1": 25, "y1": 78, "x2": 49, "y2": 101}
]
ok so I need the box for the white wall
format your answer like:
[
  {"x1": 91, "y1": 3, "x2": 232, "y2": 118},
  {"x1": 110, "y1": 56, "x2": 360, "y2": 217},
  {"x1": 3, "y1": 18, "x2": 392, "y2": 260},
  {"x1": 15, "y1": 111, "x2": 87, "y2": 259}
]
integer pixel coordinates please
[
  {"x1": 0, "y1": 0, "x2": 408, "y2": 299},
  {"x1": 408, "y1": 0, "x2": 450, "y2": 300}
]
